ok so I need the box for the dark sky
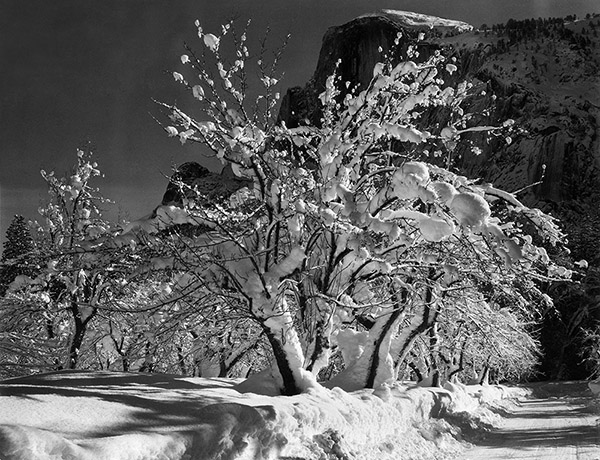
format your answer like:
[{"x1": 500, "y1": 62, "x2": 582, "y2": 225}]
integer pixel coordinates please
[{"x1": 1, "y1": 0, "x2": 598, "y2": 245}]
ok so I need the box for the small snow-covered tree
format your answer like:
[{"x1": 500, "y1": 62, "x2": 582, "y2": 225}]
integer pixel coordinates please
[
  {"x1": 142, "y1": 21, "x2": 570, "y2": 394},
  {"x1": 36, "y1": 151, "x2": 117, "y2": 368},
  {"x1": 3, "y1": 150, "x2": 130, "y2": 371},
  {"x1": 1, "y1": 215, "x2": 34, "y2": 263}
]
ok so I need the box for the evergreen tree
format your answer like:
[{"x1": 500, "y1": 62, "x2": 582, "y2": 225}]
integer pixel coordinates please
[{"x1": 0, "y1": 215, "x2": 34, "y2": 295}]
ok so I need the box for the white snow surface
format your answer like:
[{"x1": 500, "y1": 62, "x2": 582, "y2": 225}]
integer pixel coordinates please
[
  {"x1": 0, "y1": 371, "x2": 525, "y2": 460},
  {"x1": 361, "y1": 10, "x2": 473, "y2": 33},
  {"x1": 588, "y1": 379, "x2": 600, "y2": 397}
]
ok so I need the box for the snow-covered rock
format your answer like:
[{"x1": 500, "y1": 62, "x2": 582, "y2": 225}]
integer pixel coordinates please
[{"x1": 369, "y1": 10, "x2": 472, "y2": 33}]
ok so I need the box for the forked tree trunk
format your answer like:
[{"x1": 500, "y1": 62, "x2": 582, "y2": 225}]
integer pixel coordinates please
[
  {"x1": 365, "y1": 308, "x2": 405, "y2": 388},
  {"x1": 305, "y1": 322, "x2": 333, "y2": 375},
  {"x1": 264, "y1": 328, "x2": 304, "y2": 396},
  {"x1": 305, "y1": 304, "x2": 334, "y2": 376},
  {"x1": 67, "y1": 301, "x2": 96, "y2": 369},
  {"x1": 259, "y1": 296, "x2": 315, "y2": 396},
  {"x1": 329, "y1": 306, "x2": 405, "y2": 391},
  {"x1": 299, "y1": 280, "x2": 334, "y2": 377},
  {"x1": 393, "y1": 281, "x2": 439, "y2": 380}
]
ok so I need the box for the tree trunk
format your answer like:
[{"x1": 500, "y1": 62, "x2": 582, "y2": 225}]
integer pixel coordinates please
[
  {"x1": 67, "y1": 320, "x2": 85, "y2": 369},
  {"x1": 177, "y1": 346, "x2": 187, "y2": 375},
  {"x1": 45, "y1": 319, "x2": 55, "y2": 340},
  {"x1": 253, "y1": 296, "x2": 313, "y2": 395},
  {"x1": 447, "y1": 340, "x2": 467, "y2": 382},
  {"x1": 394, "y1": 280, "x2": 438, "y2": 379},
  {"x1": 427, "y1": 324, "x2": 441, "y2": 387},
  {"x1": 328, "y1": 307, "x2": 405, "y2": 391},
  {"x1": 479, "y1": 364, "x2": 490, "y2": 385},
  {"x1": 67, "y1": 302, "x2": 96, "y2": 369},
  {"x1": 139, "y1": 341, "x2": 155, "y2": 373},
  {"x1": 305, "y1": 315, "x2": 333, "y2": 376},
  {"x1": 408, "y1": 361, "x2": 424, "y2": 382},
  {"x1": 365, "y1": 308, "x2": 404, "y2": 388},
  {"x1": 393, "y1": 303, "x2": 431, "y2": 374},
  {"x1": 219, "y1": 336, "x2": 262, "y2": 377},
  {"x1": 265, "y1": 331, "x2": 302, "y2": 395}
]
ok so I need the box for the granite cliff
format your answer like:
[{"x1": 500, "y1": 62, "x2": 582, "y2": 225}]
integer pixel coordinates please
[
  {"x1": 279, "y1": 10, "x2": 600, "y2": 216},
  {"x1": 278, "y1": 10, "x2": 471, "y2": 128},
  {"x1": 161, "y1": 162, "x2": 250, "y2": 208}
]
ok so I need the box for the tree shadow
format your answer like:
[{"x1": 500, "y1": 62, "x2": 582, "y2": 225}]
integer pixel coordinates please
[
  {"x1": 0, "y1": 370, "x2": 273, "y2": 439},
  {"x1": 469, "y1": 381, "x2": 600, "y2": 451},
  {"x1": 497, "y1": 398, "x2": 600, "y2": 419},
  {"x1": 1, "y1": 369, "x2": 233, "y2": 391},
  {"x1": 527, "y1": 380, "x2": 592, "y2": 398},
  {"x1": 476, "y1": 424, "x2": 600, "y2": 449}
]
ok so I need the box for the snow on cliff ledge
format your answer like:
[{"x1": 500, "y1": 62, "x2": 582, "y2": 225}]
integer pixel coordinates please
[{"x1": 361, "y1": 9, "x2": 473, "y2": 33}]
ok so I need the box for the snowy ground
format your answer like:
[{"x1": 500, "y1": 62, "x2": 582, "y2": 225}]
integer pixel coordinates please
[
  {"x1": 463, "y1": 381, "x2": 600, "y2": 459},
  {"x1": 0, "y1": 370, "x2": 526, "y2": 460}
]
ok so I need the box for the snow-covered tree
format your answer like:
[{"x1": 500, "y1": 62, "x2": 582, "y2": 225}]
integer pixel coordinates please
[
  {"x1": 36, "y1": 151, "x2": 117, "y2": 368},
  {"x1": 402, "y1": 289, "x2": 542, "y2": 385},
  {"x1": 0, "y1": 215, "x2": 35, "y2": 296},
  {"x1": 142, "y1": 21, "x2": 570, "y2": 394},
  {"x1": 89, "y1": 273, "x2": 268, "y2": 377},
  {"x1": 2, "y1": 150, "x2": 129, "y2": 371},
  {"x1": 0, "y1": 289, "x2": 71, "y2": 377}
]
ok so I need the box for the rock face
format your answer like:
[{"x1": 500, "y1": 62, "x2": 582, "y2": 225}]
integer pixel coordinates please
[
  {"x1": 279, "y1": 11, "x2": 471, "y2": 128},
  {"x1": 317, "y1": 10, "x2": 469, "y2": 88},
  {"x1": 279, "y1": 10, "x2": 600, "y2": 211},
  {"x1": 162, "y1": 162, "x2": 250, "y2": 208}
]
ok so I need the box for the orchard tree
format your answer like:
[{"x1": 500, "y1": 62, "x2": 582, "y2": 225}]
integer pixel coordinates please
[
  {"x1": 1, "y1": 149, "x2": 265, "y2": 377},
  {"x1": 129, "y1": 21, "x2": 571, "y2": 395},
  {"x1": 37, "y1": 151, "x2": 116, "y2": 368},
  {"x1": 404, "y1": 289, "x2": 542, "y2": 385},
  {"x1": 4, "y1": 150, "x2": 131, "y2": 371},
  {"x1": 0, "y1": 289, "x2": 72, "y2": 377},
  {"x1": 90, "y1": 272, "x2": 268, "y2": 377}
]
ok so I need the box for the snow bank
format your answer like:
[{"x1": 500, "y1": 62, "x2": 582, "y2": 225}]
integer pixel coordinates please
[
  {"x1": 0, "y1": 426, "x2": 190, "y2": 460},
  {"x1": 0, "y1": 371, "x2": 525, "y2": 460},
  {"x1": 589, "y1": 379, "x2": 600, "y2": 397},
  {"x1": 439, "y1": 382, "x2": 530, "y2": 436}
]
